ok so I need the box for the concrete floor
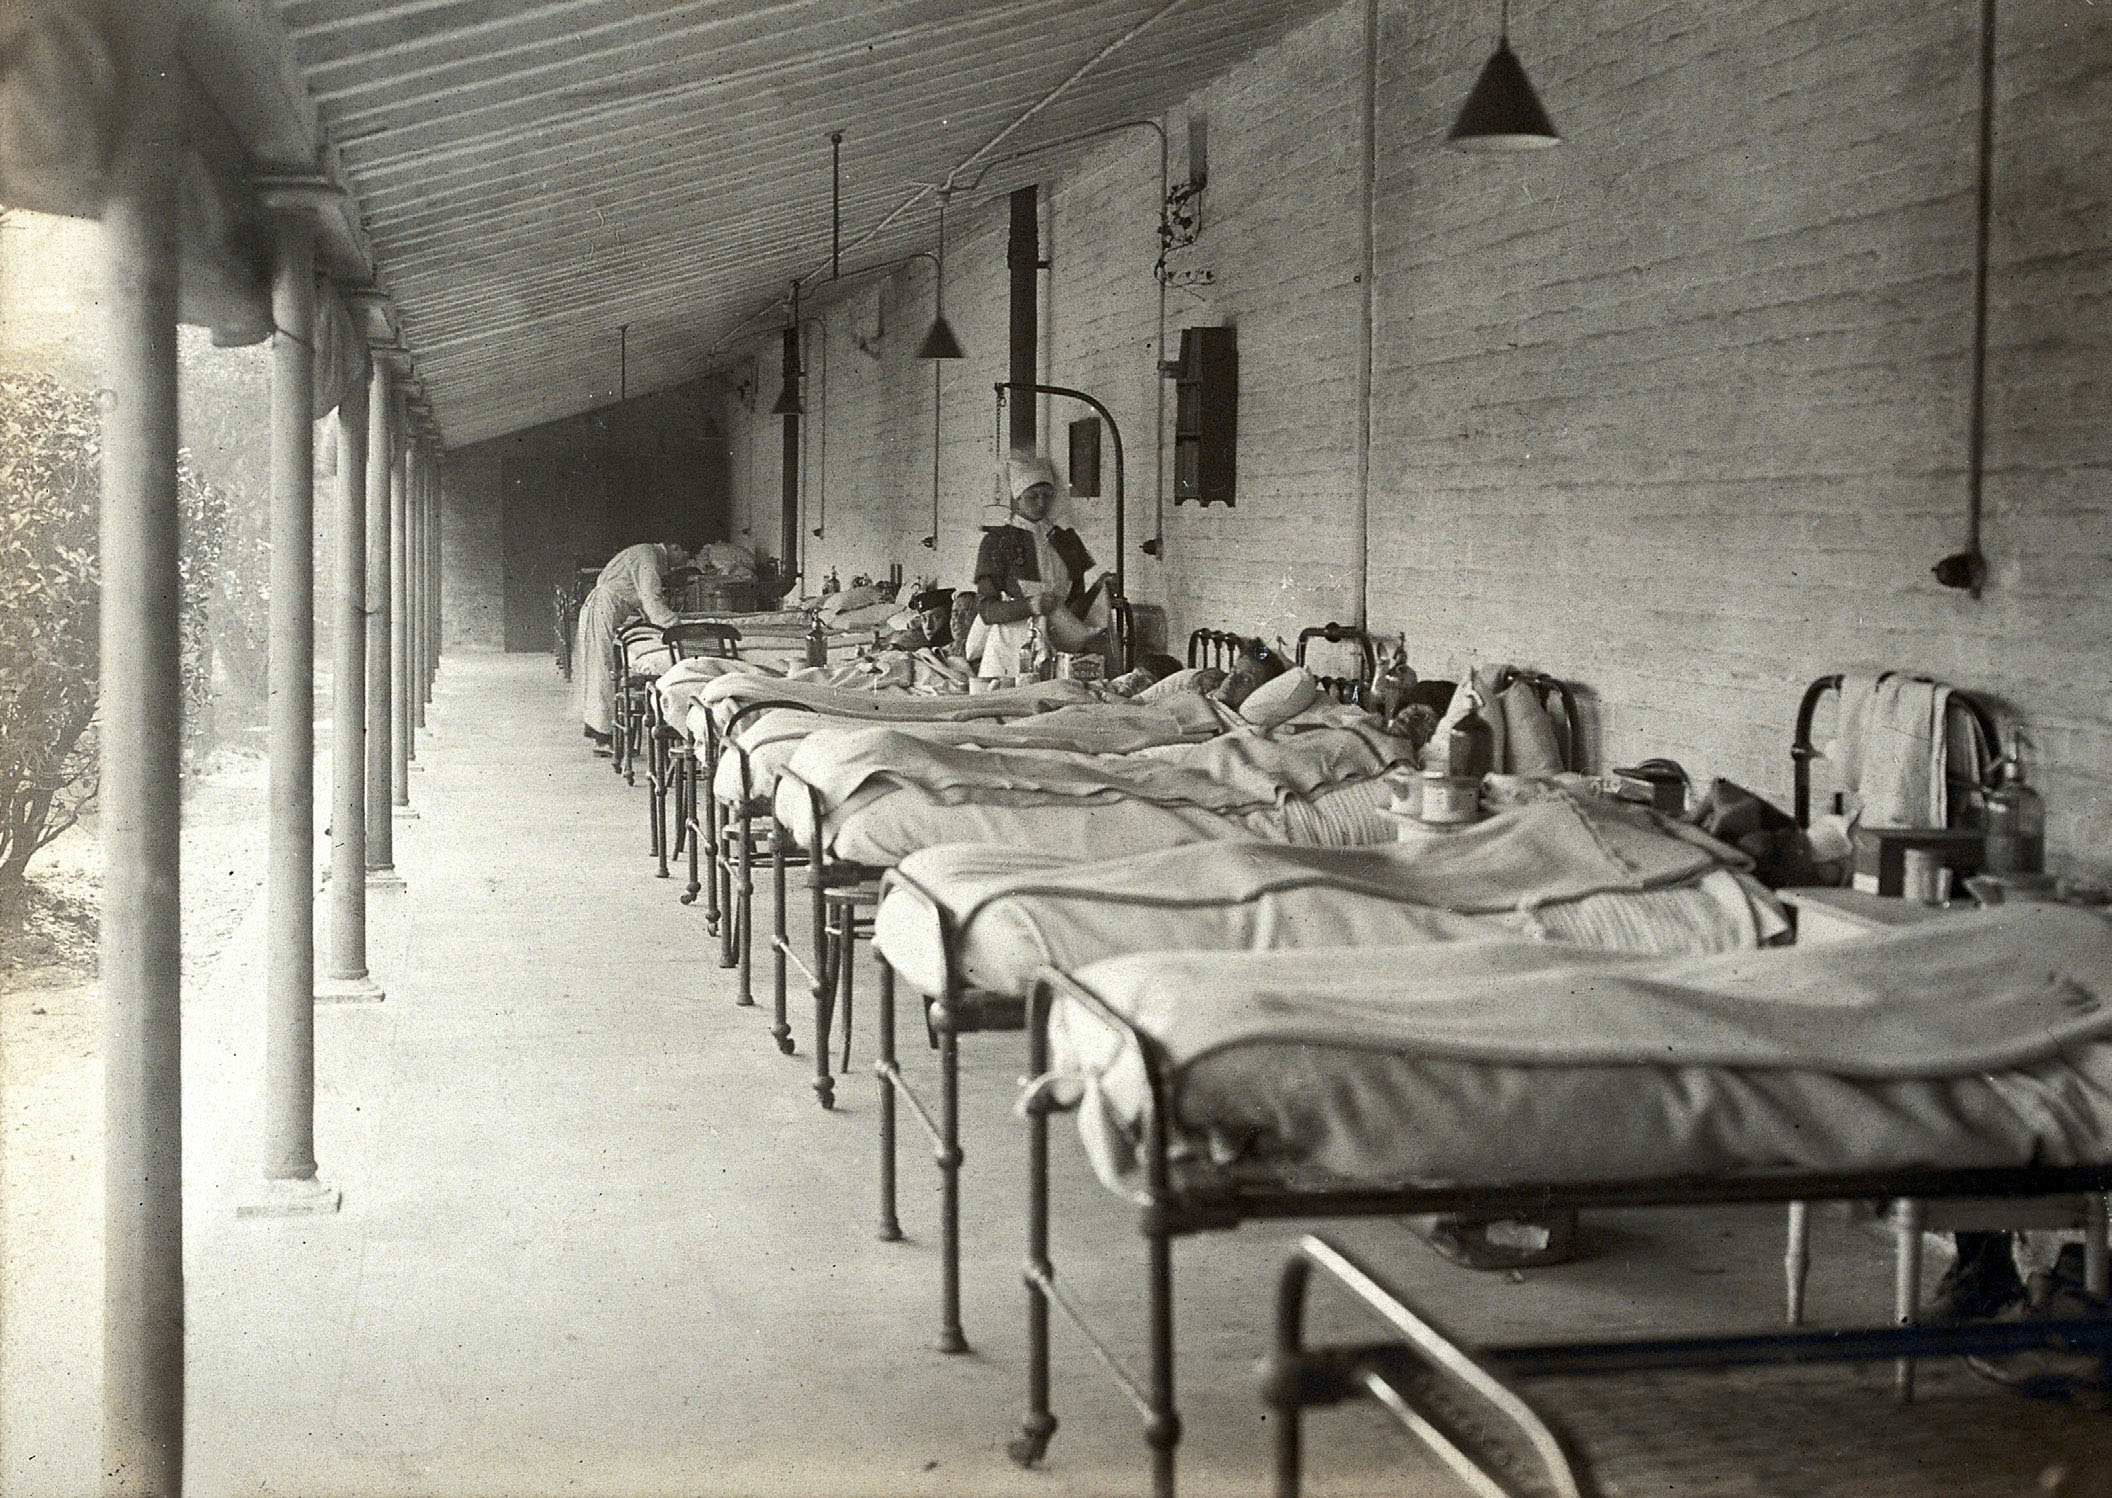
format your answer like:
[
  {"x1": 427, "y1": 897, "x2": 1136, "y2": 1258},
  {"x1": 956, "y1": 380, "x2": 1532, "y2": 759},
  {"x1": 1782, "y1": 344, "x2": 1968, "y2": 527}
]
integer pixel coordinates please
[{"x1": 8, "y1": 651, "x2": 2111, "y2": 1497}]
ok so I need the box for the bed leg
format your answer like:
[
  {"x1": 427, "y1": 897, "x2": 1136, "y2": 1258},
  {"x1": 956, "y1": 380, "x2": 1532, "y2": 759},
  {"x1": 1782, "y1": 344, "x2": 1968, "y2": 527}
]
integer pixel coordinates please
[
  {"x1": 698, "y1": 763, "x2": 719, "y2": 928},
  {"x1": 651, "y1": 732, "x2": 669, "y2": 879},
  {"x1": 736, "y1": 807, "x2": 756, "y2": 1007},
  {"x1": 838, "y1": 915, "x2": 856, "y2": 1078},
  {"x1": 938, "y1": 1015, "x2": 968, "y2": 1354},
  {"x1": 715, "y1": 820, "x2": 736, "y2": 968},
  {"x1": 1146, "y1": 1218, "x2": 1182, "y2": 1498},
  {"x1": 1012, "y1": 986, "x2": 1058, "y2": 1468},
  {"x1": 771, "y1": 824, "x2": 793, "y2": 1053},
  {"x1": 1264, "y1": 1257, "x2": 1312, "y2": 1498},
  {"x1": 877, "y1": 960, "x2": 902, "y2": 1242},
  {"x1": 682, "y1": 758, "x2": 703, "y2": 908},
  {"x1": 813, "y1": 901, "x2": 838, "y2": 1109},
  {"x1": 1893, "y1": 1198, "x2": 1924, "y2": 1403},
  {"x1": 1785, "y1": 1201, "x2": 1811, "y2": 1325},
  {"x1": 2088, "y1": 1195, "x2": 2110, "y2": 1298}
]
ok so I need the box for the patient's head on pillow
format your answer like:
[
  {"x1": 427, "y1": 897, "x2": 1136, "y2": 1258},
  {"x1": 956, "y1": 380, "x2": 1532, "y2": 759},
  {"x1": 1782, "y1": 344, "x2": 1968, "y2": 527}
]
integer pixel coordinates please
[
  {"x1": 1139, "y1": 652, "x2": 1184, "y2": 683},
  {"x1": 1209, "y1": 638, "x2": 1285, "y2": 710},
  {"x1": 1237, "y1": 667, "x2": 1321, "y2": 730}
]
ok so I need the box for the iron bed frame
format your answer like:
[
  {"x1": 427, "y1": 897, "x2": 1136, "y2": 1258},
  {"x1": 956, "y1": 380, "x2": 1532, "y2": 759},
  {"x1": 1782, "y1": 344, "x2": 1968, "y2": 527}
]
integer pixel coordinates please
[
  {"x1": 1266, "y1": 1228, "x2": 2112, "y2": 1498},
  {"x1": 1017, "y1": 966, "x2": 2112, "y2": 1498},
  {"x1": 762, "y1": 620, "x2": 1403, "y2": 1127},
  {"x1": 868, "y1": 629, "x2": 1488, "y2": 1354},
  {"x1": 643, "y1": 621, "x2": 741, "y2": 880}
]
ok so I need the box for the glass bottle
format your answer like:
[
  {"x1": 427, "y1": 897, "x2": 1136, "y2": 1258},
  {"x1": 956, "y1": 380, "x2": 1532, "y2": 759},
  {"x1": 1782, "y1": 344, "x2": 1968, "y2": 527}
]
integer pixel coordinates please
[
  {"x1": 1446, "y1": 689, "x2": 1496, "y2": 780},
  {"x1": 805, "y1": 612, "x2": 828, "y2": 667},
  {"x1": 1981, "y1": 729, "x2": 2045, "y2": 875}
]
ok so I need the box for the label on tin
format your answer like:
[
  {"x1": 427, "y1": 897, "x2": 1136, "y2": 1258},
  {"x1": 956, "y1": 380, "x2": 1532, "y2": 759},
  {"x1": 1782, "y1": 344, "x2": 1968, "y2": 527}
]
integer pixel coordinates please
[{"x1": 1419, "y1": 775, "x2": 1481, "y2": 824}]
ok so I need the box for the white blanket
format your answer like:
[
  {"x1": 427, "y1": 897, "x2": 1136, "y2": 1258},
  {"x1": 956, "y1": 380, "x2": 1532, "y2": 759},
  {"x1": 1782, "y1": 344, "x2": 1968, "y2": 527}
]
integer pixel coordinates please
[
  {"x1": 874, "y1": 795, "x2": 1783, "y2": 1000},
  {"x1": 1047, "y1": 904, "x2": 2112, "y2": 1196}
]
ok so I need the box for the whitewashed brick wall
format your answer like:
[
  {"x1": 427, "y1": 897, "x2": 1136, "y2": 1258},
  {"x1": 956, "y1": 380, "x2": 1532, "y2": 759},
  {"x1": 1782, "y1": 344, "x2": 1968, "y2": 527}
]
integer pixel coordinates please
[{"x1": 712, "y1": 0, "x2": 2111, "y2": 875}]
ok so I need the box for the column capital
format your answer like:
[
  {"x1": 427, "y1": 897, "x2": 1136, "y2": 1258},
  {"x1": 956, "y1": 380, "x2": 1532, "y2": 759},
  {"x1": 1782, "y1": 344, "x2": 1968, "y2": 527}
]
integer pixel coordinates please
[{"x1": 344, "y1": 287, "x2": 400, "y2": 347}]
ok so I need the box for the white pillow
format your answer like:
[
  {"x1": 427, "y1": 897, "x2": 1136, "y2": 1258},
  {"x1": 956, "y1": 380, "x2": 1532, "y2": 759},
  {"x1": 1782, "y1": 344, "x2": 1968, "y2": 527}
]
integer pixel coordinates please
[
  {"x1": 1133, "y1": 666, "x2": 1213, "y2": 703},
  {"x1": 1238, "y1": 667, "x2": 1321, "y2": 730}
]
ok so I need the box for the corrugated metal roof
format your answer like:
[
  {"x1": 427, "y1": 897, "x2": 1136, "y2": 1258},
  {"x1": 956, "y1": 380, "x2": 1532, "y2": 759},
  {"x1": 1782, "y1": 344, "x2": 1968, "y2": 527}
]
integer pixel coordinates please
[{"x1": 272, "y1": 0, "x2": 1341, "y2": 445}]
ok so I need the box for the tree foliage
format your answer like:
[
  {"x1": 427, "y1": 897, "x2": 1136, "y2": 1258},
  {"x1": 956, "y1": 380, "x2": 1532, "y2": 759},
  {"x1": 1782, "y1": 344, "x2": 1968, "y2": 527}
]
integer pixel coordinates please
[
  {"x1": 0, "y1": 369, "x2": 230, "y2": 926},
  {"x1": 0, "y1": 370, "x2": 102, "y2": 907}
]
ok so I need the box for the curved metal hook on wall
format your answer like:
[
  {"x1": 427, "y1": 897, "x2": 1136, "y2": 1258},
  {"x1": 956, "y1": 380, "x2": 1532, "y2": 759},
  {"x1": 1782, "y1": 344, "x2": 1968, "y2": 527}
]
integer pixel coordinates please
[{"x1": 993, "y1": 379, "x2": 1126, "y2": 621}]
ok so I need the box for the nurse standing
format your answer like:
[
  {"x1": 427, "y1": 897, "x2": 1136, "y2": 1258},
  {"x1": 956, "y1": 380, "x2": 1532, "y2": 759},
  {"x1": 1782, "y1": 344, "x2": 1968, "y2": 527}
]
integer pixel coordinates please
[
  {"x1": 969, "y1": 451, "x2": 1108, "y2": 678},
  {"x1": 577, "y1": 537, "x2": 696, "y2": 748}
]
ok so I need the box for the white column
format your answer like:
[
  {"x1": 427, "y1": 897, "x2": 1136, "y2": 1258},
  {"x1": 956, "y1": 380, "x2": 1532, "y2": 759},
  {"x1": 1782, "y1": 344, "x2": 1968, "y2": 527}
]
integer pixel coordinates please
[
  {"x1": 99, "y1": 9, "x2": 185, "y2": 1489},
  {"x1": 247, "y1": 193, "x2": 341, "y2": 1212},
  {"x1": 320, "y1": 364, "x2": 382, "y2": 1002},
  {"x1": 364, "y1": 359, "x2": 397, "y2": 876}
]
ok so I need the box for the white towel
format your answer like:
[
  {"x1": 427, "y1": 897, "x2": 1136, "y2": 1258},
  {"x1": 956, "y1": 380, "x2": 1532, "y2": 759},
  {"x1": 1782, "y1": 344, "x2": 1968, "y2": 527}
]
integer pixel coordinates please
[{"x1": 1830, "y1": 671, "x2": 1949, "y2": 827}]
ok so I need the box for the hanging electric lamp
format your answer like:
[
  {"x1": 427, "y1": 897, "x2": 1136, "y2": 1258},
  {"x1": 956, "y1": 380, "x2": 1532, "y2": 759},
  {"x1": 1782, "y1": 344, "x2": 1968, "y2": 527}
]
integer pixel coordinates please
[
  {"x1": 771, "y1": 280, "x2": 805, "y2": 414},
  {"x1": 916, "y1": 188, "x2": 965, "y2": 360},
  {"x1": 1449, "y1": 0, "x2": 1561, "y2": 151}
]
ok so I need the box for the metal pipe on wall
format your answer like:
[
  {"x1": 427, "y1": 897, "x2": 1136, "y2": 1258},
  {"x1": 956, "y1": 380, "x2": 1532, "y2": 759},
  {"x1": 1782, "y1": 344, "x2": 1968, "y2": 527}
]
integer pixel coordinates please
[
  {"x1": 780, "y1": 325, "x2": 802, "y2": 578},
  {"x1": 1008, "y1": 187, "x2": 1039, "y2": 453},
  {"x1": 98, "y1": 19, "x2": 185, "y2": 1487},
  {"x1": 1353, "y1": 0, "x2": 1379, "y2": 628}
]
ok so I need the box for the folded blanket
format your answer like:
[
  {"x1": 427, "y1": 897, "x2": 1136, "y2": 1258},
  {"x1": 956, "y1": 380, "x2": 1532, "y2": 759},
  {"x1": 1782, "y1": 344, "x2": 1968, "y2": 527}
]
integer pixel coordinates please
[
  {"x1": 786, "y1": 720, "x2": 1410, "y2": 819},
  {"x1": 905, "y1": 792, "x2": 1741, "y2": 928},
  {"x1": 1066, "y1": 904, "x2": 2112, "y2": 1081},
  {"x1": 699, "y1": 672, "x2": 1091, "y2": 725},
  {"x1": 655, "y1": 655, "x2": 774, "y2": 721},
  {"x1": 732, "y1": 692, "x2": 1224, "y2": 758}
]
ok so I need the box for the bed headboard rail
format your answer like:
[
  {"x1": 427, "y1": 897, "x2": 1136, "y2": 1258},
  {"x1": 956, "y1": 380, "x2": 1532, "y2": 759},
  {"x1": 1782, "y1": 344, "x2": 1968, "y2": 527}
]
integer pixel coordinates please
[
  {"x1": 1296, "y1": 623, "x2": 1377, "y2": 707},
  {"x1": 1791, "y1": 673, "x2": 2001, "y2": 828},
  {"x1": 1186, "y1": 628, "x2": 1249, "y2": 673}
]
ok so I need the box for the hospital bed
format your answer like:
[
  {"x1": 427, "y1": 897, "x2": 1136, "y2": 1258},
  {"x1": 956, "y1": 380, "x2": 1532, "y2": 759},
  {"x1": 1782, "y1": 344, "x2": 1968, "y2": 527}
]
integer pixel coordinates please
[
  {"x1": 864, "y1": 674, "x2": 1596, "y2": 1352},
  {"x1": 682, "y1": 677, "x2": 1103, "y2": 1019},
  {"x1": 766, "y1": 629, "x2": 1400, "y2": 1124},
  {"x1": 1015, "y1": 903, "x2": 2112, "y2": 1497},
  {"x1": 684, "y1": 617, "x2": 1271, "y2": 1025}
]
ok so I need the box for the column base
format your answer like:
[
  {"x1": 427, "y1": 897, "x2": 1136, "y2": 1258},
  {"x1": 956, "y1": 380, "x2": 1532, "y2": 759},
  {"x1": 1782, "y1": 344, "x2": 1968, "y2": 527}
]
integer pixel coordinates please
[
  {"x1": 235, "y1": 1175, "x2": 343, "y2": 1218},
  {"x1": 392, "y1": 805, "x2": 420, "y2": 819},
  {"x1": 366, "y1": 867, "x2": 406, "y2": 889},
  {"x1": 409, "y1": 761, "x2": 427, "y2": 772},
  {"x1": 316, "y1": 976, "x2": 386, "y2": 1005}
]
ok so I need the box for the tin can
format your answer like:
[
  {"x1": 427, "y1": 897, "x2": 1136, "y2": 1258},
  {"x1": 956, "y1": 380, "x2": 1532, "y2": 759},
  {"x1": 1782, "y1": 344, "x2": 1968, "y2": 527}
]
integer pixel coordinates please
[{"x1": 1417, "y1": 772, "x2": 1482, "y2": 825}]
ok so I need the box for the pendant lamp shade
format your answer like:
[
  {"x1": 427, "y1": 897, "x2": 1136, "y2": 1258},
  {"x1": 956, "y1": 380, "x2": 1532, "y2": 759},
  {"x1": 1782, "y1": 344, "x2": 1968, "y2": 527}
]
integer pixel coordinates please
[
  {"x1": 915, "y1": 313, "x2": 965, "y2": 361},
  {"x1": 918, "y1": 190, "x2": 965, "y2": 360},
  {"x1": 1449, "y1": 37, "x2": 1560, "y2": 150}
]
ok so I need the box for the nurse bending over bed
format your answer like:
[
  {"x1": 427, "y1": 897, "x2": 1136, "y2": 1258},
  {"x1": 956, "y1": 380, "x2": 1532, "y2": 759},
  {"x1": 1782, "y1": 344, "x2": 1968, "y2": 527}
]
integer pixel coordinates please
[{"x1": 968, "y1": 450, "x2": 1111, "y2": 678}]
